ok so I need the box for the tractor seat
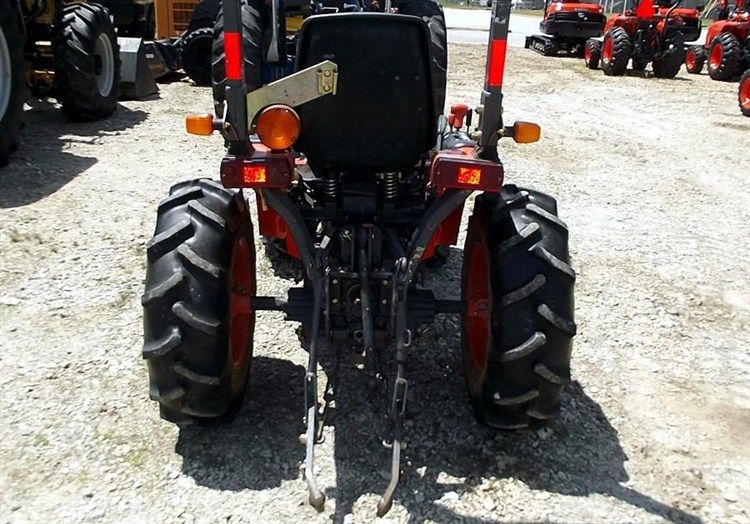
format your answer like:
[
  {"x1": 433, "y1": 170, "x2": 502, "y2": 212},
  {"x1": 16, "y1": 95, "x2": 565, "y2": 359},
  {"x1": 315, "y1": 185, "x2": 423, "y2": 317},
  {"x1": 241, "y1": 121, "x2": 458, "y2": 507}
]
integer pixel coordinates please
[{"x1": 294, "y1": 13, "x2": 438, "y2": 171}]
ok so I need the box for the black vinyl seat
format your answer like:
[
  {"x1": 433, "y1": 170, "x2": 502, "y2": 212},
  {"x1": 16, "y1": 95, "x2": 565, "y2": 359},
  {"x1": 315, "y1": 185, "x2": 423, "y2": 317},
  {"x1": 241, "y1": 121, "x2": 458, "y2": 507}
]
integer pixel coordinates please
[{"x1": 294, "y1": 13, "x2": 437, "y2": 171}]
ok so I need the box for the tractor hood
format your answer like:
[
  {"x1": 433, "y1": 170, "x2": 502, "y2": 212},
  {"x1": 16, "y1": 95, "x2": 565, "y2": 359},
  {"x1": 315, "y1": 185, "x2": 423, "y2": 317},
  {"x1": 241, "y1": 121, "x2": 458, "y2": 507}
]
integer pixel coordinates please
[{"x1": 547, "y1": 2, "x2": 605, "y2": 14}]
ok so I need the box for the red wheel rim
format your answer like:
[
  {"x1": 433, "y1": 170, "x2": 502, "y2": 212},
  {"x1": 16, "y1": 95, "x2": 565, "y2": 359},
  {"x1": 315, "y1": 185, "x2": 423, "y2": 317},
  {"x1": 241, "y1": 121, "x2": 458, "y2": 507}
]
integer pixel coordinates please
[
  {"x1": 686, "y1": 49, "x2": 695, "y2": 70},
  {"x1": 228, "y1": 237, "x2": 254, "y2": 369},
  {"x1": 709, "y1": 43, "x2": 722, "y2": 70},
  {"x1": 602, "y1": 37, "x2": 613, "y2": 63},
  {"x1": 741, "y1": 77, "x2": 750, "y2": 110},
  {"x1": 584, "y1": 45, "x2": 592, "y2": 62},
  {"x1": 465, "y1": 239, "x2": 491, "y2": 371}
]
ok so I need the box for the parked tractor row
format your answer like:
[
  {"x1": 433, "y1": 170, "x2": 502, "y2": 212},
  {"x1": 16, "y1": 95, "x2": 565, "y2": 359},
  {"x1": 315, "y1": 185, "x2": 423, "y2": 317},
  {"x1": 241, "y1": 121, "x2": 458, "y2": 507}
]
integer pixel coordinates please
[{"x1": 526, "y1": 0, "x2": 749, "y2": 115}]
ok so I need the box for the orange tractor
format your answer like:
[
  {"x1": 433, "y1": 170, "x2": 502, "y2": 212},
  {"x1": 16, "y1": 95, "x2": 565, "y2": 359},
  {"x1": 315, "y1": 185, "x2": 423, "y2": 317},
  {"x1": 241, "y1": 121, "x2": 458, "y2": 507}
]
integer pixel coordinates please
[
  {"x1": 584, "y1": 0, "x2": 701, "y2": 77},
  {"x1": 525, "y1": 0, "x2": 607, "y2": 56},
  {"x1": 685, "y1": 0, "x2": 749, "y2": 80}
]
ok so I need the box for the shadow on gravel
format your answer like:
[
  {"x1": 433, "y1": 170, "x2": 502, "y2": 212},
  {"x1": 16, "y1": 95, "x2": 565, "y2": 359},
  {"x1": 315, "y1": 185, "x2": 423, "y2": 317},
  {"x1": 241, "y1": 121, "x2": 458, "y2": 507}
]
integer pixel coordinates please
[
  {"x1": 175, "y1": 356, "x2": 305, "y2": 490},
  {"x1": 0, "y1": 99, "x2": 147, "y2": 208},
  {"x1": 175, "y1": 249, "x2": 701, "y2": 524}
]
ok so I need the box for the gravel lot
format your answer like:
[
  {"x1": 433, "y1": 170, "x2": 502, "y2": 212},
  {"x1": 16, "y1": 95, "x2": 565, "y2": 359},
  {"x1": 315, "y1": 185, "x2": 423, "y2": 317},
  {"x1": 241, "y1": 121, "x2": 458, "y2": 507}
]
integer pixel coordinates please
[{"x1": 1, "y1": 45, "x2": 749, "y2": 523}]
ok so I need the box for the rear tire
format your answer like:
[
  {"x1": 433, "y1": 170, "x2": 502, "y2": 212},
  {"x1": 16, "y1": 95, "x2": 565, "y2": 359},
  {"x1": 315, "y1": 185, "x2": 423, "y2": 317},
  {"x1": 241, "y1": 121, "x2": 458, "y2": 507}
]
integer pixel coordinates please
[
  {"x1": 53, "y1": 2, "x2": 120, "y2": 121},
  {"x1": 601, "y1": 27, "x2": 631, "y2": 76},
  {"x1": 0, "y1": 0, "x2": 27, "y2": 166},
  {"x1": 740, "y1": 70, "x2": 750, "y2": 117},
  {"x1": 142, "y1": 179, "x2": 256, "y2": 426},
  {"x1": 708, "y1": 32, "x2": 741, "y2": 81},
  {"x1": 685, "y1": 45, "x2": 706, "y2": 74},
  {"x1": 461, "y1": 186, "x2": 576, "y2": 429},
  {"x1": 181, "y1": 27, "x2": 214, "y2": 87},
  {"x1": 652, "y1": 33, "x2": 684, "y2": 79},
  {"x1": 211, "y1": 0, "x2": 264, "y2": 114},
  {"x1": 584, "y1": 39, "x2": 601, "y2": 69}
]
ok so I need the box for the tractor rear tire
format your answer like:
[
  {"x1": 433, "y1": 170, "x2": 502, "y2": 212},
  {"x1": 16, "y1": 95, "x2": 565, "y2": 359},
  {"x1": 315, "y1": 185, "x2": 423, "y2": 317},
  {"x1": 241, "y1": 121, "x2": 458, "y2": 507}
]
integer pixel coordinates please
[
  {"x1": 0, "y1": 0, "x2": 27, "y2": 167},
  {"x1": 584, "y1": 39, "x2": 601, "y2": 69},
  {"x1": 601, "y1": 27, "x2": 631, "y2": 76},
  {"x1": 182, "y1": 27, "x2": 214, "y2": 87},
  {"x1": 708, "y1": 32, "x2": 741, "y2": 81},
  {"x1": 685, "y1": 45, "x2": 706, "y2": 74},
  {"x1": 142, "y1": 179, "x2": 256, "y2": 426},
  {"x1": 211, "y1": 0, "x2": 264, "y2": 114},
  {"x1": 740, "y1": 70, "x2": 750, "y2": 117},
  {"x1": 461, "y1": 186, "x2": 576, "y2": 429},
  {"x1": 53, "y1": 2, "x2": 120, "y2": 121},
  {"x1": 652, "y1": 33, "x2": 684, "y2": 79}
]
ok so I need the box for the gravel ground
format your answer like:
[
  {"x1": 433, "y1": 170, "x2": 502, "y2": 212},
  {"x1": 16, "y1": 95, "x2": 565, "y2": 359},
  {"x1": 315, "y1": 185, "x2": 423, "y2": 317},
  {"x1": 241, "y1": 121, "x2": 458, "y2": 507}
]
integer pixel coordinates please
[{"x1": 1, "y1": 45, "x2": 749, "y2": 523}]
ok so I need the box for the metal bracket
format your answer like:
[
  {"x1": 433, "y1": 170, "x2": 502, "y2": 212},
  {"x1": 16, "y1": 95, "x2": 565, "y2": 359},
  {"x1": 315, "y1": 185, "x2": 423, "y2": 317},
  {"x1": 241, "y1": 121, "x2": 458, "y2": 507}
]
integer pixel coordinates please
[{"x1": 246, "y1": 61, "x2": 339, "y2": 130}]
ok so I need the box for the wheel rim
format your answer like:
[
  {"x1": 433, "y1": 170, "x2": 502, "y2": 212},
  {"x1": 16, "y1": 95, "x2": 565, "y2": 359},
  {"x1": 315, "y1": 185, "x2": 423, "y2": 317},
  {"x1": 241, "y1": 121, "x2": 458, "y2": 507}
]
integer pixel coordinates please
[
  {"x1": 0, "y1": 26, "x2": 12, "y2": 121},
  {"x1": 93, "y1": 33, "x2": 115, "y2": 96},
  {"x1": 602, "y1": 37, "x2": 613, "y2": 63},
  {"x1": 741, "y1": 77, "x2": 750, "y2": 110},
  {"x1": 709, "y1": 43, "x2": 722, "y2": 70},
  {"x1": 228, "y1": 237, "x2": 254, "y2": 371},
  {"x1": 686, "y1": 49, "x2": 695, "y2": 70},
  {"x1": 584, "y1": 45, "x2": 592, "y2": 62},
  {"x1": 464, "y1": 239, "x2": 491, "y2": 372}
]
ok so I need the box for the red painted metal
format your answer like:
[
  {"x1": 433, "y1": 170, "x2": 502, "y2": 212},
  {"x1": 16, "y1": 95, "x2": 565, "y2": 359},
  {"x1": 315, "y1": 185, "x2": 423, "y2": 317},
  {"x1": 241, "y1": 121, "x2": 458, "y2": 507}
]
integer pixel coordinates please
[
  {"x1": 228, "y1": 237, "x2": 255, "y2": 368},
  {"x1": 225, "y1": 32, "x2": 243, "y2": 81},
  {"x1": 255, "y1": 195, "x2": 301, "y2": 259},
  {"x1": 220, "y1": 151, "x2": 295, "y2": 189},
  {"x1": 464, "y1": 231, "x2": 491, "y2": 372},
  {"x1": 487, "y1": 39, "x2": 507, "y2": 87}
]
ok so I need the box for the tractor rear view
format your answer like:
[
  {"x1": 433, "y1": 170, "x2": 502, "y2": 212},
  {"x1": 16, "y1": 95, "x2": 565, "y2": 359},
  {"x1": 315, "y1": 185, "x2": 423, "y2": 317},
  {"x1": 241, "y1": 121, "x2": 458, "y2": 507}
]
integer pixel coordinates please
[
  {"x1": 141, "y1": 0, "x2": 577, "y2": 516},
  {"x1": 525, "y1": 0, "x2": 606, "y2": 56},
  {"x1": 685, "y1": 0, "x2": 749, "y2": 80},
  {"x1": 584, "y1": 0, "x2": 700, "y2": 77}
]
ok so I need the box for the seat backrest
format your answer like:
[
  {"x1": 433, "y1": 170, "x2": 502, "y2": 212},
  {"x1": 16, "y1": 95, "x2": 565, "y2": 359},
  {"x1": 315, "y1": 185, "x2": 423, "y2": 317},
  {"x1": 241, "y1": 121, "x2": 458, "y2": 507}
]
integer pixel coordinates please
[{"x1": 294, "y1": 13, "x2": 436, "y2": 171}]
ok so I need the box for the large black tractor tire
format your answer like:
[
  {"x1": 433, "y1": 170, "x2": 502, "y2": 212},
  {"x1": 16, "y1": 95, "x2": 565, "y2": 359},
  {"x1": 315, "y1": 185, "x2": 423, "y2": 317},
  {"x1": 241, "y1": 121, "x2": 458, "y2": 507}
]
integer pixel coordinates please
[
  {"x1": 652, "y1": 33, "x2": 685, "y2": 79},
  {"x1": 398, "y1": 0, "x2": 448, "y2": 115},
  {"x1": 685, "y1": 45, "x2": 706, "y2": 74},
  {"x1": 601, "y1": 27, "x2": 631, "y2": 76},
  {"x1": 182, "y1": 27, "x2": 214, "y2": 86},
  {"x1": 461, "y1": 186, "x2": 576, "y2": 429},
  {"x1": 211, "y1": 0, "x2": 264, "y2": 115},
  {"x1": 53, "y1": 2, "x2": 121, "y2": 121},
  {"x1": 0, "y1": 0, "x2": 27, "y2": 167},
  {"x1": 740, "y1": 70, "x2": 750, "y2": 117},
  {"x1": 708, "y1": 32, "x2": 741, "y2": 81},
  {"x1": 584, "y1": 39, "x2": 601, "y2": 69},
  {"x1": 142, "y1": 179, "x2": 257, "y2": 426}
]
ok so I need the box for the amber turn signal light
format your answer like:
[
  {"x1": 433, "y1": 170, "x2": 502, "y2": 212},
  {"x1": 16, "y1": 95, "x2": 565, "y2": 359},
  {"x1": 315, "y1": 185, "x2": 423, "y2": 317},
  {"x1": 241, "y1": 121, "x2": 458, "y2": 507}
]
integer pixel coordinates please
[
  {"x1": 186, "y1": 114, "x2": 215, "y2": 136},
  {"x1": 255, "y1": 105, "x2": 301, "y2": 150},
  {"x1": 511, "y1": 121, "x2": 541, "y2": 144}
]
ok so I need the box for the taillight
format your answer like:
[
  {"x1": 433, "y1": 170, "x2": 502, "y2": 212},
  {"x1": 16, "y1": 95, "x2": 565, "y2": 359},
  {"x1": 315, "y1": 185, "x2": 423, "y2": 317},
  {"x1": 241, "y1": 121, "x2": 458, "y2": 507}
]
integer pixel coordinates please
[
  {"x1": 255, "y1": 105, "x2": 301, "y2": 150},
  {"x1": 220, "y1": 151, "x2": 294, "y2": 188},
  {"x1": 431, "y1": 154, "x2": 504, "y2": 192}
]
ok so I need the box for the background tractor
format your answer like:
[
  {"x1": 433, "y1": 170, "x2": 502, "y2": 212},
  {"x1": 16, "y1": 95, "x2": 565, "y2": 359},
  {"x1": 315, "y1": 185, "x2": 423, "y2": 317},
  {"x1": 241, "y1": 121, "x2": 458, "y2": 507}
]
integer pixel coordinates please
[
  {"x1": 685, "y1": 0, "x2": 749, "y2": 80},
  {"x1": 141, "y1": 0, "x2": 576, "y2": 515},
  {"x1": 525, "y1": 0, "x2": 607, "y2": 57},
  {"x1": 1, "y1": 0, "x2": 122, "y2": 165},
  {"x1": 583, "y1": 0, "x2": 701, "y2": 77}
]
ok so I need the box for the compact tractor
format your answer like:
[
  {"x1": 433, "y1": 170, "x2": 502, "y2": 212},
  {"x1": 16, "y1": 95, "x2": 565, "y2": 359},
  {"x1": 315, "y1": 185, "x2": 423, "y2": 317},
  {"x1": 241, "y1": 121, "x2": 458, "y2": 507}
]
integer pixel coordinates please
[
  {"x1": 1, "y1": 0, "x2": 121, "y2": 165},
  {"x1": 141, "y1": 0, "x2": 576, "y2": 515},
  {"x1": 525, "y1": 0, "x2": 607, "y2": 57},
  {"x1": 684, "y1": 0, "x2": 749, "y2": 80},
  {"x1": 584, "y1": 0, "x2": 701, "y2": 77}
]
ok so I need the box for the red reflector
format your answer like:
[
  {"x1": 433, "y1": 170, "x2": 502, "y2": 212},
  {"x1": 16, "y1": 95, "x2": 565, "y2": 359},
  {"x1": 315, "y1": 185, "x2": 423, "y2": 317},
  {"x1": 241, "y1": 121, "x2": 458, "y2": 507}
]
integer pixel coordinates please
[
  {"x1": 487, "y1": 39, "x2": 507, "y2": 87},
  {"x1": 457, "y1": 167, "x2": 482, "y2": 186},
  {"x1": 225, "y1": 32, "x2": 242, "y2": 81},
  {"x1": 242, "y1": 165, "x2": 267, "y2": 184}
]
